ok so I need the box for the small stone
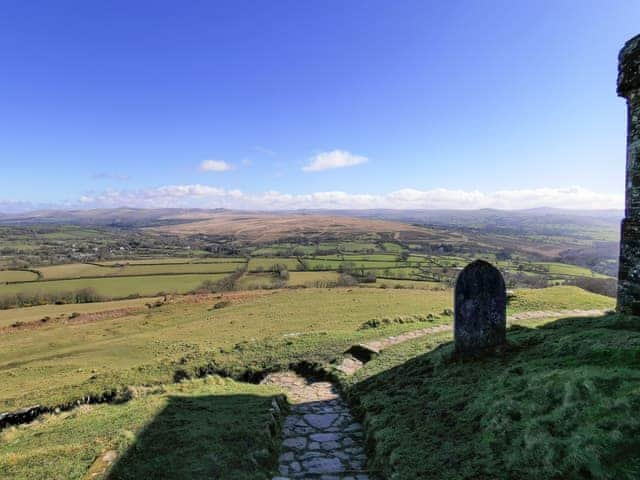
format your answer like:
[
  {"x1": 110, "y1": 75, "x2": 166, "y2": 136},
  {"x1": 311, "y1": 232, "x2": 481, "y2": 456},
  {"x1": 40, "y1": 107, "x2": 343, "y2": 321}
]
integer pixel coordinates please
[
  {"x1": 279, "y1": 452, "x2": 295, "y2": 462},
  {"x1": 320, "y1": 441, "x2": 341, "y2": 450},
  {"x1": 310, "y1": 433, "x2": 341, "y2": 442},
  {"x1": 283, "y1": 437, "x2": 307, "y2": 450}
]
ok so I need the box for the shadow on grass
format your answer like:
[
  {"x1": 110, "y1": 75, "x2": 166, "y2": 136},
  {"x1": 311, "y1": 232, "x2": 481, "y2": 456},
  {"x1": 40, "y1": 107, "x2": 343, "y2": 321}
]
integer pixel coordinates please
[
  {"x1": 107, "y1": 393, "x2": 282, "y2": 480},
  {"x1": 344, "y1": 314, "x2": 640, "y2": 480}
]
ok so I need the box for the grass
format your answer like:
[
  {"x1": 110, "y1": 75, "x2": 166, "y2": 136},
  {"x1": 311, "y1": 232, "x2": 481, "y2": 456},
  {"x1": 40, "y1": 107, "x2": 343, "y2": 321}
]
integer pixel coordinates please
[
  {"x1": 0, "y1": 297, "x2": 160, "y2": 328},
  {"x1": 339, "y1": 313, "x2": 640, "y2": 479},
  {"x1": 0, "y1": 376, "x2": 283, "y2": 480},
  {"x1": 373, "y1": 278, "x2": 443, "y2": 290},
  {"x1": 0, "y1": 273, "x2": 228, "y2": 299},
  {"x1": 0, "y1": 288, "x2": 452, "y2": 411},
  {"x1": 36, "y1": 262, "x2": 245, "y2": 280},
  {"x1": 287, "y1": 271, "x2": 339, "y2": 286},
  {"x1": 507, "y1": 286, "x2": 614, "y2": 313},
  {"x1": 247, "y1": 258, "x2": 301, "y2": 272},
  {"x1": 0, "y1": 286, "x2": 614, "y2": 413},
  {"x1": 533, "y1": 261, "x2": 613, "y2": 279},
  {"x1": 0, "y1": 270, "x2": 38, "y2": 282},
  {"x1": 96, "y1": 257, "x2": 245, "y2": 265}
]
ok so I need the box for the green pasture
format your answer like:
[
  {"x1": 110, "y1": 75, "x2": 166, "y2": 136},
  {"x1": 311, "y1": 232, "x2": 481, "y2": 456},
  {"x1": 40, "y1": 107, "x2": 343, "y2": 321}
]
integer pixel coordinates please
[
  {"x1": 37, "y1": 262, "x2": 245, "y2": 280},
  {"x1": 532, "y1": 261, "x2": 613, "y2": 278},
  {"x1": 247, "y1": 258, "x2": 301, "y2": 272},
  {"x1": 0, "y1": 297, "x2": 159, "y2": 328},
  {"x1": 287, "y1": 271, "x2": 339, "y2": 286},
  {"x1": 0, "y1": 270, "x2": 39, "y2": 283},
  {"x1": 96, "y1": 257, "x2": 245, "y2": 265},
  {"x1": 0, "y1": 274, "x2": 228, "y2": 299}
]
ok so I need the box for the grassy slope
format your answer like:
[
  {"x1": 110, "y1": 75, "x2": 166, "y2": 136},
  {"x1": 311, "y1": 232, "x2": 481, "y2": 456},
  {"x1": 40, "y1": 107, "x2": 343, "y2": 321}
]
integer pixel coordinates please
[
  {"x1": 339, "y1": 314, "x2": 640, "y2": 480},
  {"x1": 0, "y1": 288, "x2": 451, "y2": 410},
  {"x1": 0, "y1": 287, "x2": 614, "y2": 412},
  {"x1": 0, "y1": 377, "x2": 282, "y2": 480}
]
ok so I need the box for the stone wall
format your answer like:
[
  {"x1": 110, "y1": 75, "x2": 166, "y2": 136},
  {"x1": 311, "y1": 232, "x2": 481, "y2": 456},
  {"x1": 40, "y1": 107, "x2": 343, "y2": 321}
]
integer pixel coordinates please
[{"x1": 617, "y1": 34, "x2": 640, "y2": 314}]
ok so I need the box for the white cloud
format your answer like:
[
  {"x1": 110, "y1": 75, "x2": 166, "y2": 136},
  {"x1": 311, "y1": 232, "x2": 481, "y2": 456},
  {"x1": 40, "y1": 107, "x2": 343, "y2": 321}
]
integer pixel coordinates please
[
  {"x1": 302, "y1": 150, "x2": 368, "y2": 172},
  {"x1": 69, "y1": 185, "x2": 623, "y2": 211},
  {"x1": 200, "y1": 160, "x2": 234, "y2": 172}
]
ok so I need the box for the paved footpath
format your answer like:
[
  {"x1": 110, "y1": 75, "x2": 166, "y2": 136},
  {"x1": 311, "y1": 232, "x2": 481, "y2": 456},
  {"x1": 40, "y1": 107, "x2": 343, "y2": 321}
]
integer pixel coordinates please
[{"x1": 262, "y1": 372, "x2": 370, "y2": 480}]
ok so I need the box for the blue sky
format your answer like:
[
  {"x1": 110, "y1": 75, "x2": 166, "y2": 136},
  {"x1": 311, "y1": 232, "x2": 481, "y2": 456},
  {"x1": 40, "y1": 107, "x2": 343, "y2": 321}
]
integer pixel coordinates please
[{"x1": 0, "y1": 0, "x2": 638, "y2": 211}]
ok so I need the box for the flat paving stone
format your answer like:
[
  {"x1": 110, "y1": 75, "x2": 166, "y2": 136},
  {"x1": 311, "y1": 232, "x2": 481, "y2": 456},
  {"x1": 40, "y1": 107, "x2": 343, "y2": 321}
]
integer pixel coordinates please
[{"x1": 262, "y1": 372, "x2": 371, "y2": 479}]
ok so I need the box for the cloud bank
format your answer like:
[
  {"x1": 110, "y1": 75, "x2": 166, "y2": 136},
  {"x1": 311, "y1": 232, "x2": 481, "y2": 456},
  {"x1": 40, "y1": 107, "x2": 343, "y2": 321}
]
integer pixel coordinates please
[
  {"x1": 303, "y1": 150, "x2": 368, "y2": 172},
  {"x1": 71, "y1": 185, "x2": 623, "y2": 211}
]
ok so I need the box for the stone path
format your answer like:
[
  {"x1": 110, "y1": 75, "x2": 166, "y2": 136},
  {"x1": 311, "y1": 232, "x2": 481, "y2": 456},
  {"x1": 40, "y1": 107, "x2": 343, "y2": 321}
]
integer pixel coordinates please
[
  {"x1": 262, "y1": 372, "x2": 370, "y2": 480},
  {"x1": 336, "y1": 309, "x2": 607, "y2": 375}
]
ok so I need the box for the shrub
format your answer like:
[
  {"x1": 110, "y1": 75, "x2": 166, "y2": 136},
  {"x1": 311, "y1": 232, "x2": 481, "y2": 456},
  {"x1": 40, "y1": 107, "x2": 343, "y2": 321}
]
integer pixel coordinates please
[
  {"x1": 271, "y1": 264, "x2": 290, "y2": 281},
  {"x1": 336, "y1": 274, "x2": 358, "y2": 287},
  {"x1": 566, "y1": 276, "x2": 617, "y2": 298}
]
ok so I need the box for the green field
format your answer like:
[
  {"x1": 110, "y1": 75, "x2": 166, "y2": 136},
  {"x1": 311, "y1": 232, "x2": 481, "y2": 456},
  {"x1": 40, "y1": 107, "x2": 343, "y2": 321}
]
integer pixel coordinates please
[
  {"x1": 0, "y1": 377, "x2": 282, "y2": 480},
  {"x1": 96, "y1": 257, "x2": 246, "y2": 265},
  {"x1": 0, "y1": 274, "x2": 228, "y2": 299},
  {"x1": 247, "y1": 258, "x2": 301, "y2": 272},
  {"x1": 0, "y1": 286, "x2": 614, "y2": 412},
  {"x1": 0, "y1": 297, "x2": 160, "y2": 328},
  {"x1": 0, "y1": 270, "x2": 39, "y2": 282},
  {"x1": 36, "y1": 262, "x2": 245, "y2": 280},
  {"x1": 287, "y1": 271, "x2": 339, "y2": 286}
]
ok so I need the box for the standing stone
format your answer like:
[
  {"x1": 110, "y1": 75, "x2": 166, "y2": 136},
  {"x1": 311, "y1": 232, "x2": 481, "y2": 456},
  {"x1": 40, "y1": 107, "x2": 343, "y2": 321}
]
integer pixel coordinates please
[
  {"x1": 454, "y1": 260, "x2": 506, "y2": 353},
  {"x1": 617, "y1": 34, "x2": 640, "y2": 314}
]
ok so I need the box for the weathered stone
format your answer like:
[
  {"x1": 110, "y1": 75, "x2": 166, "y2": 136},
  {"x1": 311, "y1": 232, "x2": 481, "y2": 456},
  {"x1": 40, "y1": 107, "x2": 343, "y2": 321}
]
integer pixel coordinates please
[
  {"x1": 454, "y1": 260, "x2": 506, "y2": 353},
  {"x1": 304, "y1": 413, "x2": 338, "y2": 429},
  {"x1": 302, "y1": 456, "x2": 344, "y2": 473},
  {"x1": 310, "y1": 432, "x2": 341, "y2": 442},
  {"x1": 283, "y1": 437, "x2": 307, "y2": 450},
  {"x1": 618, "y1": 34, "x2": 640, "y2": 314},
  {"x1": 344, "y1": 344, "x2": 380, "y2": 362}
]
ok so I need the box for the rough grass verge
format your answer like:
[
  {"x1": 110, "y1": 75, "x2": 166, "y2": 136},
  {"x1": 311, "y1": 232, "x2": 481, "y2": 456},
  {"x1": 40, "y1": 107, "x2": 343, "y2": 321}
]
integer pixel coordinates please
[
  {"x1": 0, "y1": 377, "x2": 285, "y2": 480},
  {"x1": 339, "y1": 314, "x2": 640, "y2": 480}
]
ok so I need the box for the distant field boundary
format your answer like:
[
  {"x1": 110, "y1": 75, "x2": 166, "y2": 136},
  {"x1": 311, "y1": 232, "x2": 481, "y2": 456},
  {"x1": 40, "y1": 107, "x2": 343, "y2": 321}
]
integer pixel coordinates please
[
  {"x1": 2, "y1": 270, "x2": 242, "y2": 285},
  {"x1": 89, "y1": 260, "x2": 247, "y2": 267}
]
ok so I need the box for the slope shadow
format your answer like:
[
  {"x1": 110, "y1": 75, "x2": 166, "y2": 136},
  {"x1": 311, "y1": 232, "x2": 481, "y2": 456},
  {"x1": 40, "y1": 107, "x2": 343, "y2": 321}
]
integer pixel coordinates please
[
  {"x1": 107, "y1": 393, "x2": 281, "y2": 480},
  {"x1": 345, "y1": 314, "x2": 640, "y2": 479}
]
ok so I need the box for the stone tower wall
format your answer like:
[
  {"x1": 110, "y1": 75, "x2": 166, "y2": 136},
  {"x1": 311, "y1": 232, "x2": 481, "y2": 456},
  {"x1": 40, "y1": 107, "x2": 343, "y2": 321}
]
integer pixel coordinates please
[{"x1": 617, "y1": 34, "x2": 640, "y2": 314}]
